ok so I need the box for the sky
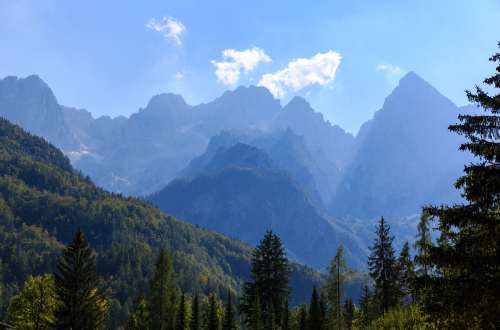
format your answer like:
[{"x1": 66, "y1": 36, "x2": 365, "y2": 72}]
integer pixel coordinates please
[{"x1": 1, "y1": 0, "x2": 499, "y2": 134}]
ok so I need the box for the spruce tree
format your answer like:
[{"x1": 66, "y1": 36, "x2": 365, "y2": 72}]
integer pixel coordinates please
[
  {"x1": 397, "y1": 241, "x2": 415, "y2": 303},
  {"x1": 319, "y1": 292, "x2": 327, "y2": 330},
  {"x1": 368, "y1": 217, "x2": 399, "y2": 314},
  {"x1": 190, "y1": 293, "x2": 200, "y2": 330},
  {"x1": 326, "y1": 245, "x2": 347, "y2": 329},
  {"x1": 176, "y1": 293, "x2": 187, "y2": 330},
  {"x1": 207, "y1": 294, "x2": 219, "y2": 330},
  {"x1": 223, "y1": 290, "x2": 236, "y2": 330},
  {"x1": 149, "y1": 249, "x2": 179, "y2": 330},
  {"x1": 358, "y1": 285, "x2": 372, "y2": 327},
  {"x1": 282, "y1": 298, "x2": 290, "y2": 330},
  {"x1": 127, "y1": 295, "x2": 150, "y2": 330},
  {"x1": 53, "y1": 230, "x2": 107, "y2": 330},
  {"x1": 308, "y1": 287, "x2": 322, "y2": 330},
  {"x1": 417, "y1": 43, "x2": 500, "y2": 329},
  {"x1": 241, "y1": 231, "x2": 290, "y2": 328}
]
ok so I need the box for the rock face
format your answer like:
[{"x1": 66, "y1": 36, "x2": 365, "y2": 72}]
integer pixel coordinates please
[
  {"x1": 149, "y1": 142, "x2": 367, "y2": 270},
  {"x1": 0, "y1": 75, "x2": 77, "y2": 150},
  {"x1": 0, "y1": 72, "x2": 474, "y2": 270},
  {"x1": 331, "y1": 72, "x2": 471, "y2": 218}
]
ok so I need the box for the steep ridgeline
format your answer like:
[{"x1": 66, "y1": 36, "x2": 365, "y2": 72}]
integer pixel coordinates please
[
  {"x1": 149, "y1": 142, "x2": 367, "y2": 270},
  {"x1": 0, "y1": 118, "x2": 326, "y2": 324},
  {"x1": 331, "y1": 72, "x2": 472, "y2": 218},
  {"x1": 273, "y1": 96, "x2": 355, "y2": 207}
]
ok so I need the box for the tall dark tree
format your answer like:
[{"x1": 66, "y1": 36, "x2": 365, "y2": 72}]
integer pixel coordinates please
[
  {"x1": 149, "y1": 249, "x2": 179, "y2": 330},
  {"x1": 127, "y1": 295, "x2": 150, "y2": 330},
  {"x1": 368, "y1": 217, "x2": 399, "y2": 314},
  {"x1": 308, "y1": 287, "x2": 322, "y2": 330},
  {"x1": 53, "y1": 230, "x2": 108, "y2": 330},
  {"x1": 417, "y1": 43, "x2": 500, "y2": 329},
  {"x1": 176, "y1": 293, "x2": 187, "y2": 330},
  {"x1": 358, "y1": 285, "x2": 373, "y2": 327},
  {"x1": 241, "y1": 231, "x2": 290, "y2": 328},
  {"x1": 318, "y1": 292, "x2": 327, "y2": 330},
  {"x1": 342, "y1": 298, "x2": 355, "y2": 330},
  {"x1": 223, "y1": 290, "x2": 236, "y2": 330},
  {"x1": 397, "y1": 241, "x2": 415, "y2": 303},
  {"x1": 190, "y1": 293, "x2": 200, "y2": 330},
  {"x1": 325, "y1": 245, "x2": 347, "y2": 329},
  {"x1": 207, "y1": 294, "x2": 219, "y2": 330},
  {"x1": 282, "y1": 298, "x2": 290, "y2": 330}
]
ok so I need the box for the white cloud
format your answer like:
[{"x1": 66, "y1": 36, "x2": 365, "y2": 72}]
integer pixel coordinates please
[
  {"x1": 258, "y1": 51, "x2": 342, "y2": 98},
  {"x1": 146, "y1": 16, "x2": 186, "y2": 45},
  {"x1": 376, "y1": 64, "x2": 403, "y2": 79},
  {"x1": 211, "y1": 47, "x2": 271, "y2": 86},
  {"x1": 174, "y1": 72, "x2": 184, "y2": 80}
]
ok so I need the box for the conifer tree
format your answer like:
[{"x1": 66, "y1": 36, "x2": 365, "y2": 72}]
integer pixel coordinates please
[
  {"x1": 358, "y1": 285, "x2": 372, "y2": 327},
  {"x1": 417, "y1": 42, "x2": 500, "y2": 329},
  {"x1": 176, "y1": 293, "x2": 187, "y2": 330},
  {"x1": 308, "y1": 287, "x2": 322, "y2": 330},
  {"x1": 53, "y1": 230, "x2": 108, "y2": 330},
  {"x1": 397, "y1": 241, "x2": 415, "y2": 303},
  {"x1": 319, "y1": 292, "x2": 327, "y2": 330},
  {"x1": 282, "y1": 298, "x2": 290, "y2": 330},
  {"x1": 342, "y1": 299, "x2": 354, "y2": 330},
  {"x1": 207, "y1": 294, "x2": 219, "y2": 330},
  {"x1": 368, "y1": 217, "x2": 399, "y2": 314},
  {"x1": 149, "y1": 249, "x2": 179, "y2": 330},
  {"x1": 241, "y1": 231, "x2": 290, "y2": 328},
  {"x1": 326, "y1": 245, "x2": 347, "y2": 329},
  {"x1": 223, "y1": 290, "x2": 236, "y2": 330},
  {"x1": 190, "y1": 293, "x2": 200, "y2": 330}
]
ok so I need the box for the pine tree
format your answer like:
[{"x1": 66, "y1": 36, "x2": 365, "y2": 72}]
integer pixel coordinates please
[
  {"x1": 319, "y1": 292, "x2": 327, "y2": 330},
  {"x1": 249, "y1": 294, "x2": 263, "y2": 330},
  {"x1": 207, "y1": 294, "x2": 219, "y2": 330},
  {"x1": 190, "y1": 293, "x2": 200, "y2": 330},
  {"x1": 368, "y1": 217, "x2": 399, "y2": 314},
  {"x1": 282, "y1": 298, "x2": 290, "y2": 330},
  {"x1": 397, "y1": 241, "x2": 415, "y2": 304},
  {"x1": 342, "y1": 299, "x2": 354, "y2": 330},
  {"x1": 53, "y1": 230, "x2": 108, "y2": 330},
  {"x1": 241, "y1": 231, "x2": 290, "y2": 328},
  {"x1": 176, "y1": 293, "x2": 187, "y2": 330},
  {"x1": 358, "y1": 285, "x2": 372, "y2": 327},
  {"x1": 149, "y1": 249, "x2": 179, "y2": 330},
  {"x1": 326, "y1": 245, "x2": 347, "y2": 329},
  {"x1": 308, "y1": 287, "x2": 322, "y2": 330},
  {"x1": 223, "y1": 290, "x2": 236, "y2": 330},
  {"x1": 416, "y1": 43, "x2": 500, "y2": 329}
]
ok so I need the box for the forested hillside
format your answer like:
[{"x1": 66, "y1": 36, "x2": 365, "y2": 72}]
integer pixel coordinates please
[{"x1": 0, "y1": 117, "x2": 327, "y2": 326}]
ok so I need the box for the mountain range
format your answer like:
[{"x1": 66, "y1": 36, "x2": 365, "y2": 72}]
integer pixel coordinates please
[{"x1": 0, "y1": 72, "x2": 472, "y2": 270}]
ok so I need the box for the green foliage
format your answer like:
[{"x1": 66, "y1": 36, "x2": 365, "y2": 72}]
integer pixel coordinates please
[
  {"x1": 6, "y1": 274, "x2": 57, "y2": 330},
  {"x1": 415, "y1": 43, "x2": 500, "y2": 329},
  {"x1": 397, "y1": 241, "x2": 415, "y2": 304},
  {"x1": 0, "y1": 117, "x2": 323, "y2": 325},
  {"x1": 363, "y1": 305, "x2": 436, "y2": 330},
  {"x1": 53, "y1": 230, "x2": 108, "y2": 330},
  {"x1": 150, "y1": 249, "x2": 179, "y2": 330},
  {"x1": 368, "y1": 217, "x2": 399, "y2": 314},
  {"x1": 308, "y1": 286, "x2": 323, "y2": 330},
  {"x1": 342, "y1": 299, "x2": 355, "y2": 330},
  {"x1": 325, "y1": 245, "x2": 347, "y2": 329},
  {"x1": 223, "y1": 290, "x2": 237, "y2": 330},
  {"x1": 190, "y1": 293, "x2": 200, "y2": 330},
  {"x1": 126, "y1": 295, "x2": 150, "y2": 330},
  {"x1": 241, "y1": 230, "x2": 290, "y2": 329}
]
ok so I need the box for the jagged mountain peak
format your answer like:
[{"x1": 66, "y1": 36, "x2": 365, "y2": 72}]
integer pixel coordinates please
[{"x1": 143, "y1": 93, "x2": 189, "y2": 113}]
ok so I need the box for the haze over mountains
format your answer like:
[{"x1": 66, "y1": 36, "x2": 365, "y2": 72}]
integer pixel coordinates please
[{"x1": 0, "y1": 72, "x2": 472, "y2": 269}]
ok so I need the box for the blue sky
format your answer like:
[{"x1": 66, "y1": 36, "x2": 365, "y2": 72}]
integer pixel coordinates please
[{"x1": 1, "y1": 0, "x2": 499, "y2": 133}]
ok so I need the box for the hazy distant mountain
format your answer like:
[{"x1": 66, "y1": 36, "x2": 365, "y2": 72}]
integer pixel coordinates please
[
  {"x1": 149, "y1": 142, "x2": 366, "y2": 270},
  {"x1": 331, "y1": 72, "x2": 471, "y2": 218},
  {"x1": 273, "y1": 96, "x2": 355, "y2": 206},
  {"x1": 0, "y1": 75, "x2": 77, "y2": 150}
]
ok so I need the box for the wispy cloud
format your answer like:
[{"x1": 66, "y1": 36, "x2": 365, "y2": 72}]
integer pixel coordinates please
[
  {"x1": 211, "y1": 47, "x2": 271, "y2": 86},
  {"x1": 146, "y1": 16, "x2": 186, "y2": 46},
  {"x1": 376, "y1": 63, "x2": 404, "y2": 81},
  {"x1": 258, "y1": 51, "x2": 342, "y2": 98}
]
